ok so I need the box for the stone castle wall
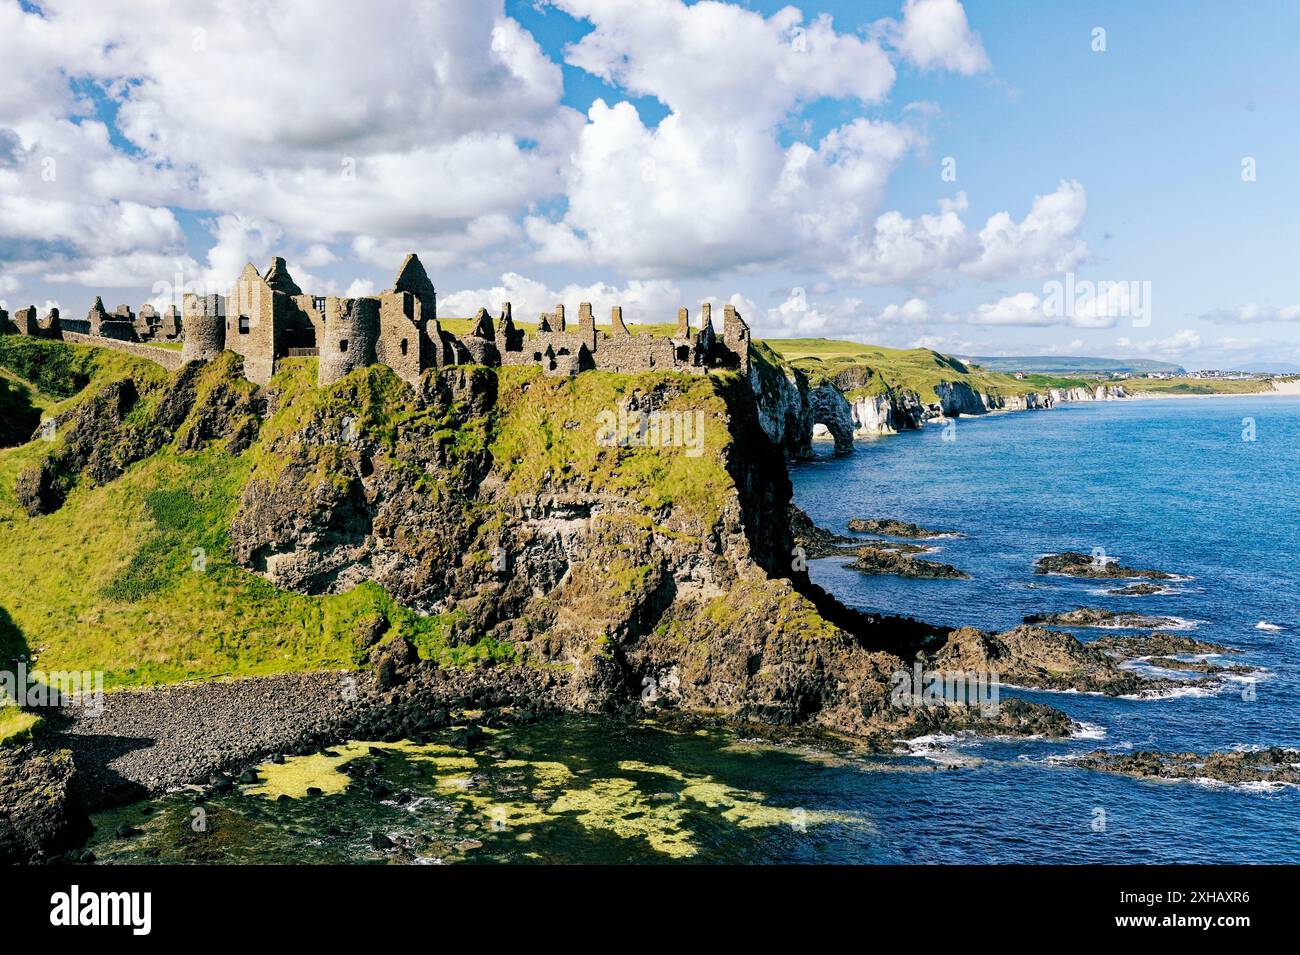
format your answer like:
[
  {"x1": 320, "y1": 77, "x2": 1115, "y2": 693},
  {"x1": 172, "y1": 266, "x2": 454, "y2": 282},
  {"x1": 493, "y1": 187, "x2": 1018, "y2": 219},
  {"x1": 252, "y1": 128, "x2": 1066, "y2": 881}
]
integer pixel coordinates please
[
  {"x1": 3, "y1": 253, "x2": 750, "y2": 391},
  {"x1": 60, "y1": 331, "x2": 187, "y2": 372}
]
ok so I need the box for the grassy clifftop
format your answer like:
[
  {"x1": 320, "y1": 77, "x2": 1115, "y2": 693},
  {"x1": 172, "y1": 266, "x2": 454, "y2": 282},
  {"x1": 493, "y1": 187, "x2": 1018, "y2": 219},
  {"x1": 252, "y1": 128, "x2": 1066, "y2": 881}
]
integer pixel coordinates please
[
  {"x1": 0, "y1": 346, "x2": 383, "y2": 686},
  {"x1": 760, "y1": 337, "x2": 1278, "y2": 400},
  {"x1": 759, "y1": 338, "x2": 1069, "y2": 400}
]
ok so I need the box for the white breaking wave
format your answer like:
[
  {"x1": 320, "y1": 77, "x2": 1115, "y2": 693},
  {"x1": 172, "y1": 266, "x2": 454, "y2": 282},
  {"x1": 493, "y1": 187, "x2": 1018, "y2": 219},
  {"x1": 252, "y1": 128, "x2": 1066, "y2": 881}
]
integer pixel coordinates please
[
  {"x1": 1070, "y1": 722, "x2": 1107, "y2": 741},
  {"x1": 1122, "y1": 683, "x2": 1221, "y2": 701},
  {"x1": 1090, "y1": 615, "x2": 1202, "y2": 631},
  {"x1": 897, "y1": 733, "x2": 960, "y2": 757},
  {"x1": 1255, "y1": 621, "x2": 1284, "y2": 631},
  {"x1": 1192, "y1": 777, "x2": 1297, "y2": 793}
]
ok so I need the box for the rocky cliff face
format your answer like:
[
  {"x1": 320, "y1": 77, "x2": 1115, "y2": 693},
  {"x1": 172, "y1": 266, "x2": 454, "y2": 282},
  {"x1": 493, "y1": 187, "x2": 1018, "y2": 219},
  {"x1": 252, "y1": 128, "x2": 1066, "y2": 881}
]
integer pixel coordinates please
[
  {"x1": 849, "y1": 391, "x2": 927, "y2": 435},
  {"x1": 934, "y1": 381, "x2": 1054, "y2": 416},
  {"x1": 0, "y1": 745, "x2": 89, "y2": 863},
  {"x1": 747, "y1": 347, "x2": 854, "y2": 454},
  {"x1": 747, "y1": 349, "x2": 814, "y2": 459},
  {"x1": 216, "y1": 358, "x2": 1067, "y2": 741},
  {"x1": 752, "y1": 350, "x2": 1132, "y2": 448},
  {"x1": 1050, "y1": 384, "x2": 1128, "y2": 402},
  {"x1": 806, "y1": 383, "x2": 855, "y2": 452},
  {"x1": 225, "y1": 362, "x2": 864, "y2": 727}
]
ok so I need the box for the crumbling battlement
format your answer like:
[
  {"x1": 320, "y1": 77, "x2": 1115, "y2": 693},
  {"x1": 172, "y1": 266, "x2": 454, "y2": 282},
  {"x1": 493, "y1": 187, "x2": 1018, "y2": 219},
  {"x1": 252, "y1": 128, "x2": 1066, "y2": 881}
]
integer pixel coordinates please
[
  {"x1": 54, "y1": 296, "x2": 183, "y2": 343},
  {"x1": 2, "y1": 253, "x2": 750, "y2": 388}
]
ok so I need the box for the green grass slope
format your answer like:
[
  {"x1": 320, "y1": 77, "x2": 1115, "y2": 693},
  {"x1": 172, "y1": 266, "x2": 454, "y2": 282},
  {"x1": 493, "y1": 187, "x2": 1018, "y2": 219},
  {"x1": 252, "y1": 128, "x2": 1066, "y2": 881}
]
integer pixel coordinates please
[
  {"x1": 0, "y1": 338, "x2": 755, "y2": 689},
  {"x1": 760, "y1": 338, "x2": 1050, "y2": 401},
  {"x1": 0, "y1": 343, "x2": 493, "y2": 687}
]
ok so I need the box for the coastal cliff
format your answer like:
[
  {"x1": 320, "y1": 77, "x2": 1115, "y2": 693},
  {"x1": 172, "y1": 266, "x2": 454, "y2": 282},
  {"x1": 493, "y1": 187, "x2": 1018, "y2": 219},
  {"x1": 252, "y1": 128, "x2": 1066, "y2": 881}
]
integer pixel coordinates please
[
  {"x1": 1, "y1": 337, "x2": 1192, "y2": 860},
  {"x1": 0, "y1": 340, "x2": 1069, "y2": 765},
  {"x1": 750, "y1": 341, "x2": 1135, "y2": 446}
]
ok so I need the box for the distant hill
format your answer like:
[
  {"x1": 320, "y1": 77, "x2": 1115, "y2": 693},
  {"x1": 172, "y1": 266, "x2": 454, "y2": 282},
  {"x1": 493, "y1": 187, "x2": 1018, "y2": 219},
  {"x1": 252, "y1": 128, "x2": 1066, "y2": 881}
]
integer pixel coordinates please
[{"x1": 962, "y1": 356, "x2": 1186, "y2": 375}]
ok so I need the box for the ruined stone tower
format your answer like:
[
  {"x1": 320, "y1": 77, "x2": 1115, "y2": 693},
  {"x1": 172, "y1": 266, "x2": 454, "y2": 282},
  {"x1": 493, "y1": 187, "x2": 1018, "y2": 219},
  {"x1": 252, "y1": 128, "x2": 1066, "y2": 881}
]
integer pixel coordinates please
[
  {"x1": 723, "y1": 304, "x2": 751, "y2": 374},
  {"x1": 318, "y1": 297, "x2": 380, "y2": 386},
  {"x1": 182, "y1": 293, "x2": 226, "y2": 363},
  {"x1": 577, "y1": 302, "x2": 596, "y2": 350}
]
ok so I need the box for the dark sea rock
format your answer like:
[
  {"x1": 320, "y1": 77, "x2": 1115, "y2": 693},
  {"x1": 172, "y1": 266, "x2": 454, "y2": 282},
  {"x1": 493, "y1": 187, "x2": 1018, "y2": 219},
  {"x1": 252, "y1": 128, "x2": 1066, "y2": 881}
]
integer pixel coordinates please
[
  {"x1": 787, "y1": 505, "x2": 860, "y2": 558},
  {"x1": 1107, "y1": 582, "x2": 1166, "y2": 596},
  {"x1": 1023, "y1": 607, "x2": 1181, "y2": 629},
  {"x1": 1074, "y1": 748, "x2": 1300, "y2": 787},
  {"x1": 849, "y1": 547, "x2": 969, "y2": 579},
  {"x1": 847, "y1": 518, "x2": 957, "y2": 539},
  {"x1": 0, "y1": 746, "x2": 90, "y2": 863},
  {"x1": 1090, "y1": 632, "x2": 1238, "y2": 656},
  {"x1": 1034, "y1": 552, "x2": 1173, "y2": 580},
  {"x1": 926, "y1": 624, "x2": 1180, "y2": 697},
  {"x1": 1145, "y1": 657, "x2": 1254, "y2": 675}
]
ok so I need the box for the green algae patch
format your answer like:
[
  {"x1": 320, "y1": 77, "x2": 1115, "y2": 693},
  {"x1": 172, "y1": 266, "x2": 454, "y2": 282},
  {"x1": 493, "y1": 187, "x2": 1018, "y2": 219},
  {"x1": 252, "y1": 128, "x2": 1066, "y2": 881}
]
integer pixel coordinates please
[
  {"x1": 85, "y1": 718, "x2": 878, "y2": 864},
  {"x1": 244, "y1": 739, "x2": 474, "y2": 799},
  {"x1": 244, "y1": 741, "x2": 378, "y2": 799},
  {"x1": 241, "y1": 728, "x2": 859, "y2": 859}
]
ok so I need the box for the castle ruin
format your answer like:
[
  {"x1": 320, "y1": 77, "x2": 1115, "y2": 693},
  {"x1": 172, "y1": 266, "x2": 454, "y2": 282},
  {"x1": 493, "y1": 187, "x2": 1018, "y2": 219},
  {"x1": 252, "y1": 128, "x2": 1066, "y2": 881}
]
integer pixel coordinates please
[{"x1": 1, "y1": 253, "x2": 751, "y2": 387}]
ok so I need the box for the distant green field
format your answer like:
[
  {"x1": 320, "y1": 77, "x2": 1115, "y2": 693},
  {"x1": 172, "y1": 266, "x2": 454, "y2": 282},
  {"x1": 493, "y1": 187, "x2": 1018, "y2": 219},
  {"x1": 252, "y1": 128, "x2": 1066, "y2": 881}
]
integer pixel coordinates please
[
  {"x1": 1020, "y1": 373, "x2": 1095, "y2": 391},
  {"x1": 967, "y1": 355, "x2": 1185, "y2": 375},
  {"x1": 1117, "y1": 376, "x2": 1274, "y2": 395}
]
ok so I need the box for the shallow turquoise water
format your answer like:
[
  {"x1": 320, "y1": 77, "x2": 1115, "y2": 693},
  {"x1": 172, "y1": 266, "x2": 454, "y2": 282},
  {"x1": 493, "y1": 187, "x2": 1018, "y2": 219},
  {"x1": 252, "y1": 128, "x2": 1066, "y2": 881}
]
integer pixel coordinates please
[{"x1": 91, "y1": 396, "x2": 1300, "y2": 863}]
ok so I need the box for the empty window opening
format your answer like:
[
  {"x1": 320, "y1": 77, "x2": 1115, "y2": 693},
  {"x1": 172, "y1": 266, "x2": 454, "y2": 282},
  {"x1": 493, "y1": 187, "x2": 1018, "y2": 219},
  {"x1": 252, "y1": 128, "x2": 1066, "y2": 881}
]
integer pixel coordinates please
[{"x1": 339, "y1": 339, "x2": 349, "y2": 352}]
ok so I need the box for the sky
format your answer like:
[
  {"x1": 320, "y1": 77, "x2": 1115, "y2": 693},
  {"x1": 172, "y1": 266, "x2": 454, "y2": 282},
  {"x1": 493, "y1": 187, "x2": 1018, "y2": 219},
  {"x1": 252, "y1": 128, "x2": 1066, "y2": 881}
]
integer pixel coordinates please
[{"x1": 2, "y1": 0, "x2": 1299, "y2": 370}]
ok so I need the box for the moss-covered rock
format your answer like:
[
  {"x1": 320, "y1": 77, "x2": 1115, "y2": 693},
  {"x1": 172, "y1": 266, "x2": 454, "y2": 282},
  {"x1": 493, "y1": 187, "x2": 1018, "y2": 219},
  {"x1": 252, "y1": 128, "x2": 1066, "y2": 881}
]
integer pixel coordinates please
[{"x1": 0, "y1": 745, "x2": 91, "y2": 863}]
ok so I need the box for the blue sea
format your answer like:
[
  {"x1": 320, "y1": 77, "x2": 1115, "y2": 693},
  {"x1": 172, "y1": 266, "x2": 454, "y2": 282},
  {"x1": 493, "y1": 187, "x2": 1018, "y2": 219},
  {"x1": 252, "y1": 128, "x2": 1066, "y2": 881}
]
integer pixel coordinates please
[
  {"x1": 91, "y1": 395, "x2": 1300, "y2": 864},
  {"x1": 791, "y1": 394, "x2": 1300, "y2": 863}
]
